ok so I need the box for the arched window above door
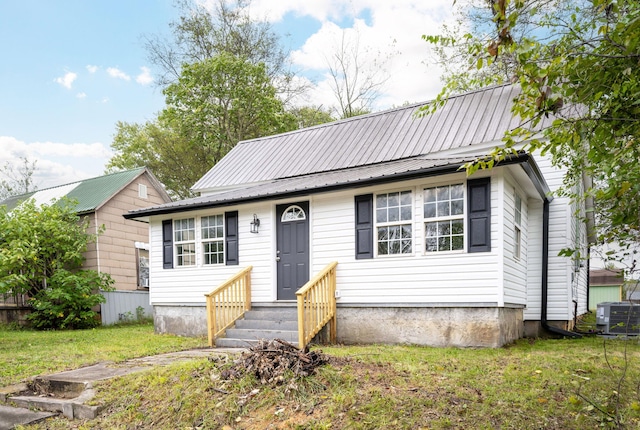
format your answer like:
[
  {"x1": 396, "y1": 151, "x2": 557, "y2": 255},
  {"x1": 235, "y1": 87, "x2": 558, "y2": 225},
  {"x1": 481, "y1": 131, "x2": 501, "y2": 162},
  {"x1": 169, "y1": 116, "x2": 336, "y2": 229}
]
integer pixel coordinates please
[{"x1": 281, "y1": 205, "x2": 306, "y2": 222}]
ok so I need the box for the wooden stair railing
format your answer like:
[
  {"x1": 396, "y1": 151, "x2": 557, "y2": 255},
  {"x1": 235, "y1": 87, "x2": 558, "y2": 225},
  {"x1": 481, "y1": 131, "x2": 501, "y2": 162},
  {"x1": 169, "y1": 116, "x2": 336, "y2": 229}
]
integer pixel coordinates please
[
  {"x1": 204, "y1": 266, "x2": 252, "y2": 347},
  {"x1": 296, "y1": 261, "x2": 338, "y2": 350}
]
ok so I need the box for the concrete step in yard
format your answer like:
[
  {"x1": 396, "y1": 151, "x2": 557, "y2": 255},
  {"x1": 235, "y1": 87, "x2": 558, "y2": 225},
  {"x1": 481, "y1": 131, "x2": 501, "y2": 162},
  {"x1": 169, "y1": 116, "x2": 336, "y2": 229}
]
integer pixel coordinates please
[
  {"x1": 215, "y1": 305, "x2": 299, "y2": 348},
  {"x1": 1, "y1": 375, "x2": 103, "y2": 424}
]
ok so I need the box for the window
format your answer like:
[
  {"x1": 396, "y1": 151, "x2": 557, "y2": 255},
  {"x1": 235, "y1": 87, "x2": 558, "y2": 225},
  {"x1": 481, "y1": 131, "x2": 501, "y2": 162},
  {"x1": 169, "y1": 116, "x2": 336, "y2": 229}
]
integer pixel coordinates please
[
  {"x1": 281, "y1": 205, "x2": 306, "y2": 221},
  {"x1": 375, "y1": 191, "x2": 412, "y2": 255},
  {"x1": 174, "y1": 218, "x2": 195, "y2": 266},
  {"x1": 424, "y1": 184, "x2": 464, "y2": 252},
  {"x1": 137, "y1": 248, "x2": 149, "y2": 288},
  {"x1": 138, "y1": 183, "x2": 148, "y2": 199},
  {"x1": 202, "y1": 215, "x2": 224, "y2": 265},
  {"x1": 514, "y1": 193, "x2": 522, "y2": 260}
]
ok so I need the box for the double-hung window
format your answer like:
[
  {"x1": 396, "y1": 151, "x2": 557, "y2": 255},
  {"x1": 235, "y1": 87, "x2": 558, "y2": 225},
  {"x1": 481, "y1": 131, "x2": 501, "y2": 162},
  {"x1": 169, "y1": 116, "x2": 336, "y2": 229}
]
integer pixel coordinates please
[
  {"x1": 174, "y1": 218, "x2": 196, "y2": 266},
  {"x1": 163, "y1": 211, "x2": 238, "y2": 269},
  {"x1": 514, "y1": 193, "x2": 522, "y2": 260},
  {"x1": 375, "y1": 191, "x2": 412, "y2": 255},
  {"x1": 202, "y1": 215, "x2": 224, "y2": 265},
  {"x1": 424, "y1": 184, "x2": 464, "y2": 252}
]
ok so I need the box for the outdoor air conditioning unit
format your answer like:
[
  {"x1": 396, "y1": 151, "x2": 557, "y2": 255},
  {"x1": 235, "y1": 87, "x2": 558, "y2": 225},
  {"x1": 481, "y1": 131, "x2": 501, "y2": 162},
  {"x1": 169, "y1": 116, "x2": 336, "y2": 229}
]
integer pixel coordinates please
[{"x1": 596, "y1": 302, "x2": 640, "y2": 335}]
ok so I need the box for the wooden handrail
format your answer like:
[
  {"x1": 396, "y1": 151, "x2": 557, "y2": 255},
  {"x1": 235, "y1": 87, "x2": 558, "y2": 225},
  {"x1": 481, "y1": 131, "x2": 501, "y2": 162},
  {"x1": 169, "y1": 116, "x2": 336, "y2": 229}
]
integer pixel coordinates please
[
  {"x1": 204, "y1": 266, "x2": 252, "y2": 347},
  {"x1": 296, "y1": 261, "x2": 338, "y2": 350}
]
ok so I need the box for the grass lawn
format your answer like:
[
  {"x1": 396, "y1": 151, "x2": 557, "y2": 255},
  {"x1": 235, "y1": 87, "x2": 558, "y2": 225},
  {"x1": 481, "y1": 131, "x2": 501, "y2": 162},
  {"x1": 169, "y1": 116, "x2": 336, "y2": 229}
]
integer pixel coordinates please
[
  {"x1": 0, "y1": 322, "x2": 206, "y2": 386},
  {"x1": 10, "y1": 333, "x2": 640, "y2": 429}
]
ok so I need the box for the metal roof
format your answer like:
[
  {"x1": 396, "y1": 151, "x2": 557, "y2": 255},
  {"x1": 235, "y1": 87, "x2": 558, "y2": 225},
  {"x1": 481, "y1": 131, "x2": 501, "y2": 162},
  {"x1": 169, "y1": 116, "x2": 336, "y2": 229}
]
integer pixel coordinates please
[
  {"x1": 0, "y1": 168, "x2": 169, "y2": 213},
  {"x1": 192, "y1": 84, "x2": 538, "y2": 191},
  {"x1": 124, "y1": 153, "x2": 537, "y2": 219}
]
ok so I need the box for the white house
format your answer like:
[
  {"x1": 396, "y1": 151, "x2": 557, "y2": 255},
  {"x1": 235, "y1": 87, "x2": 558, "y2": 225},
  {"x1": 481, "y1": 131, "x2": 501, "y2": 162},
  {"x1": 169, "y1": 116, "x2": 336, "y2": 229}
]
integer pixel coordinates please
[{"x1": 125, "y1": 84, "x2": 589, "y2": 347}]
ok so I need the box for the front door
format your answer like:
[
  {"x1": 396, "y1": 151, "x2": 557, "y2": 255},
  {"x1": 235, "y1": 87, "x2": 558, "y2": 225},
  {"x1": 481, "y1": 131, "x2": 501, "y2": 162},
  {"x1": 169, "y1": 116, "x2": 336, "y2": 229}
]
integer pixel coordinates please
[{"x1": 276, "y1": 202, "x2": 309, "y2": 300}]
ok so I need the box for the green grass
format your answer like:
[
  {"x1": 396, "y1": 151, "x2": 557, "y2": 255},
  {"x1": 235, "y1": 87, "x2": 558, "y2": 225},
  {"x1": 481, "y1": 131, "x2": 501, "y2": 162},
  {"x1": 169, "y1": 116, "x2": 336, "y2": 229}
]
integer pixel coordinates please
[
  {"x1": 0, "y1": 322, "x2": 206, "y2": 386},
  {"x1": 16, "y1": 336, "x2": 640, "y2": 429}
]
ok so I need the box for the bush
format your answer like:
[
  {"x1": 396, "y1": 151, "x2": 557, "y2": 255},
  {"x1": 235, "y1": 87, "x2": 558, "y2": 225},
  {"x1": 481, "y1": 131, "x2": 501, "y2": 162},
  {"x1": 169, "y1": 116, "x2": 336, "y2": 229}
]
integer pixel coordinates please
[{"x1": 27, "y1": 269, "x2": 114, "y2": 330}]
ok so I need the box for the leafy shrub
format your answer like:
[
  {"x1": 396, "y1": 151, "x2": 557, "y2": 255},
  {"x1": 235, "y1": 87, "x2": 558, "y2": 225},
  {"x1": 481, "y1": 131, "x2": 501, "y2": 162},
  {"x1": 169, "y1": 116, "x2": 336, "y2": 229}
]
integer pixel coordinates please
[{"x1": 27, "y1": 269, "x2": 114, "y2": 330}]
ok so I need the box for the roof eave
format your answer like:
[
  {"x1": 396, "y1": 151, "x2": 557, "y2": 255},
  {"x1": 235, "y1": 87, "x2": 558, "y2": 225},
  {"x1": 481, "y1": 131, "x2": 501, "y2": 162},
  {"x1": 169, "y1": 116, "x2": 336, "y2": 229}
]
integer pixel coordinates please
[{"x1": 124, "y1": 154, "x2": 531, "y2": 220}]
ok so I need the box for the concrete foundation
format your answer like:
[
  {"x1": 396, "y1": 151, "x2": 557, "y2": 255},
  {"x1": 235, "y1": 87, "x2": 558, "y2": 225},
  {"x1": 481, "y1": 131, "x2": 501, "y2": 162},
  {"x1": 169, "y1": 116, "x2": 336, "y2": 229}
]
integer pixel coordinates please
[
  {"x1": 153, "y1": 304, "x2": 525, "y2": 347},
  {"x1": 336, "y1": 306, "x2": 524, "y2": 348},
  {"x1": 153, "y1": 305, "x2": 207, "y2": 337},
  {"x1": 524, "y1": 320, "x2": 574, "y2": 338}
]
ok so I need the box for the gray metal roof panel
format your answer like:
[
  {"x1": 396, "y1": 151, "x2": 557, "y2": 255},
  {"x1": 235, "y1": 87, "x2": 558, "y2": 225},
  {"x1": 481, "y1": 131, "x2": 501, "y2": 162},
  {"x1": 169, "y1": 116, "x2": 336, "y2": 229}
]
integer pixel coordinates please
[{"x1": 192, "y1": 84, "x2": 547, "y2": 192}]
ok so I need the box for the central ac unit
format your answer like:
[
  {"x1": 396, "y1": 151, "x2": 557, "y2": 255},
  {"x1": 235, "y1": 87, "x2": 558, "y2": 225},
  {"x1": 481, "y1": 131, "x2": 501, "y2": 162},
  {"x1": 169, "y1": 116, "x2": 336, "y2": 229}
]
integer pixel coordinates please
[{"x1": 596, "y1": 302, "x2": 640, "y2": 335}]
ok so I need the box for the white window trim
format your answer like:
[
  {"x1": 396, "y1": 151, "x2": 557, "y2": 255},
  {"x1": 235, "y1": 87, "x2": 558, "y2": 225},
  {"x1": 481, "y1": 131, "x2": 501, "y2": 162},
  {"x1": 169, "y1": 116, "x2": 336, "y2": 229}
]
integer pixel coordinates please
[
  {"x1": 174, "y1": 218, "x2": 196, "y2": 267},
  {"x1": 423, "y1": 183, "x2": 466, "y2": 254},
  {"x1": 514, "y1": 191, "x2": 522, "y2": 260},
  {"x1": 374, "y1": 189, "x2": 414, "y2": 257},
  {"x1": 281, "y1": 205, "x2": 306, "y2": 222},
  {"x1": 201, "y1": 214, "x2": 225, "y2": 266}
]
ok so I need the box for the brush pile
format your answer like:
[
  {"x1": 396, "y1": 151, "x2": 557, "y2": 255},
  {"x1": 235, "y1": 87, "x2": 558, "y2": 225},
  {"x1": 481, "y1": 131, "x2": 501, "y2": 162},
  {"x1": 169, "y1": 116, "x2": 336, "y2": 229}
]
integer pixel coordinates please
[{"x1": 221, "y1": 338, "x2": 327, "y2": 384}]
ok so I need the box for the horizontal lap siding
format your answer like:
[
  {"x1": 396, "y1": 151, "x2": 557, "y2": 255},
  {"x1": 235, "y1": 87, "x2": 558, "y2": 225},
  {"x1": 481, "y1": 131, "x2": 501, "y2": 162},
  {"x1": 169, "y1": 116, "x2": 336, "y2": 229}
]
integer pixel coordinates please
[
  {"x1": 311, "y1": 174, "x2": 500, "y2": 305},
  {"x1": 533, "y1": 154, "x2": 575, "y2": 321},
  {"x1": 149, "y1": 172, "x2": 504, "y2": 307},
  {"x1": 502, "y1": 173, "x2": 528, "y2": 306},
  {"x1": 525, "y1": 199, "x2": 543, "y2": 319},
  {"x1": 149, "y1": 203, "x2": 274, "y2": 305}
]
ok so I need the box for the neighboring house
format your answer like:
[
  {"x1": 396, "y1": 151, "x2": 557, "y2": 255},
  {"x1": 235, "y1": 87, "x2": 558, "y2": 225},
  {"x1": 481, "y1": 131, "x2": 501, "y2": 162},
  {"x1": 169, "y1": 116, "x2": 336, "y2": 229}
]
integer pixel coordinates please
[
  {"x1": 1, "y1": 168, "x2": 172, "y2": 321},
  {"x1": 125, "y1": 84, "x2": 589, "y2": 347},
  {"x1": 588, "y1": 269, "x2": 623, "y2": 311}
]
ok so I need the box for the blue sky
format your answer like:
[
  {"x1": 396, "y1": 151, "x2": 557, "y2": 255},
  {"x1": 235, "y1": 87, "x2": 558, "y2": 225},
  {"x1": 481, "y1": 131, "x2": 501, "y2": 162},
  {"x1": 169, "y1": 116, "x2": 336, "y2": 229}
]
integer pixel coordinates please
[{"x1": 0, "y1": 0, "x2": 453, "y2": 188}]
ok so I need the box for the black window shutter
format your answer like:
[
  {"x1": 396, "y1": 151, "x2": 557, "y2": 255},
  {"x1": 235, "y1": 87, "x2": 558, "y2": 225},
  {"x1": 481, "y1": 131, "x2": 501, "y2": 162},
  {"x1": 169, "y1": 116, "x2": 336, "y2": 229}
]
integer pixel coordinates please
[
  {"x1": 467, "y1": 178, "x2": 491, "y2": 253},
  {"x1": 225, "y1": 211, "x2": 239, "y2": 265},
  {"x1": 355, "y1": 194, "x2": 374, "y2": 259},
  {"x1": 162, "y1": 219, "x2": 173, "y2": 269}
]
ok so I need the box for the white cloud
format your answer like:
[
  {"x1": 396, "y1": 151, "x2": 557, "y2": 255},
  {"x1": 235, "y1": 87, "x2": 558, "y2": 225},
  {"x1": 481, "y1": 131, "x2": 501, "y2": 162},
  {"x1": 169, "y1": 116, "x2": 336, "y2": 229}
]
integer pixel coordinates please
[
  {"x1": 101, "y1": 97, "x2": 109, "y2": 104},
  {"x1": 76, "y1": 92, "x2": 87, "y2": 99},
  {"x1": 106, "y1": 67, "x2": 131, "y2": 81},
  {"x1": 0, "y1": 136, "x2": 112, "y2": 188},
  {"x1": 54, "y1": 71, "x2": 77, "y2": 89},
  {"x1": 136, "y1": 66, "x2": 153, "y2": 85},
  {"x1": 86, "y1": 64, "x2": 99, "y2": 74},
  {"x1": 251, "y1": 0, "x2": 452, "y2": 111}
]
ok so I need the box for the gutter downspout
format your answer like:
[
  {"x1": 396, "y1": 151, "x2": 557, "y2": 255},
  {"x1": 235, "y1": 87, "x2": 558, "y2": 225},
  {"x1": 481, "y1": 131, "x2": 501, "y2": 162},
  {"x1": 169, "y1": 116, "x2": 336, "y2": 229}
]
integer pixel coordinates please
[{"x1": 542, "y1": 198, "x2": 582, "y2": 338}]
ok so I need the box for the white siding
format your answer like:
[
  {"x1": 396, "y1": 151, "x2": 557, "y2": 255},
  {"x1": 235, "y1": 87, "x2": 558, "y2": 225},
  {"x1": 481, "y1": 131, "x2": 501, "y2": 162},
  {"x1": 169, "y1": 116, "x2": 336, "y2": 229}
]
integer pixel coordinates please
[
  {"x1": 529, "y1": 153, "x2": 588, "y2": 322},
  {"x1": 148, "y1": 171, "x2": 503, "y2": 307},
  {"x1": 502, "y1": 171, "x2": 529, "y2": 306},
  {"x1": 148, "y1": 202, "x2": 275, "y2": 305},
  {"x1": 525, "y1": 199, "x2": 543, "y2": 320}
]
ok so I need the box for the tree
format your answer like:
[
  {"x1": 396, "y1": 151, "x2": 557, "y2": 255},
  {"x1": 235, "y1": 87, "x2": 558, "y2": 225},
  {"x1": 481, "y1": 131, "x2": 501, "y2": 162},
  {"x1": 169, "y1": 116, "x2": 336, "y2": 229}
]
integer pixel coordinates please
[
  {"x1": 107, "y1": 54, "x2": 297, "y2": 198},
  {"x1": 285, "y1": 105, "x2": 335, "y2": 129},
  {"x1": 0, "y1": 198, "x2": 113, "y2": 329},
  {"x1": 325, "y1": 28, "x2": 392, "y2": 119},
  {"x1": 427, "y1": 0, "x2": 560, "y2": 92},
  {"x1": 0, "y1": 157, "x2": 38, "y2": 200},
  {"x1": 144, "y1": 0, "x2": 305, "y2": 103},
  {"x1": 425, "y1": 0, "x2": 640, "y2": 257},
  {"x1": 107, "y1": 120, "x2": 202, "y2": 200}
]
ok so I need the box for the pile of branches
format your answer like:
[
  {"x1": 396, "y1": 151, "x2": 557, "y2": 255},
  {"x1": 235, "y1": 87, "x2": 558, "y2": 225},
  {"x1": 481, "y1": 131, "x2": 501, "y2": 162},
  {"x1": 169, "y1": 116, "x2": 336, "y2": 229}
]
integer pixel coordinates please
[{"x1": 221, "y1": 338, "x2": 327, "y2": 384}]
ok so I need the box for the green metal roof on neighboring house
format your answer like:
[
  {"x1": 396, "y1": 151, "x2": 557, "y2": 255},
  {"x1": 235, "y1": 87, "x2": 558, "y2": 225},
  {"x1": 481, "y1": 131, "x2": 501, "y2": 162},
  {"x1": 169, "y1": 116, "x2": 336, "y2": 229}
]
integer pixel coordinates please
[
  {"x1": 0, "y1": 167, "x2": 156, "y2": 214},
  {"x1": 66, "y1": 168, "x2": 147, "y2": 213}
]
